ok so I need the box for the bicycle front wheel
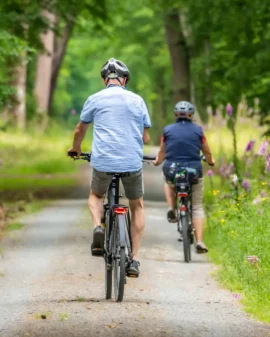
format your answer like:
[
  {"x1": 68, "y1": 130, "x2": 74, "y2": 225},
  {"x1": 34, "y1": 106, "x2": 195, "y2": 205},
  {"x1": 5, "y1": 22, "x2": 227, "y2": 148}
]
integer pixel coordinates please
[
  {"x1": 181, "y1": 215, "x2": 191, "y2": 263},
  {"x1": 113, "y1": 214, "x2": 127, "y2": 302}
]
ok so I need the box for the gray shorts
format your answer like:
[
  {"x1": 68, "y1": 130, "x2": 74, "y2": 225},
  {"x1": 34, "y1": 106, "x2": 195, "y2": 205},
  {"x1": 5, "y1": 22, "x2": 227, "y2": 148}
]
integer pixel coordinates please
[{"x1": 91, "y1": 169, "x2": 144, "y2": 200}]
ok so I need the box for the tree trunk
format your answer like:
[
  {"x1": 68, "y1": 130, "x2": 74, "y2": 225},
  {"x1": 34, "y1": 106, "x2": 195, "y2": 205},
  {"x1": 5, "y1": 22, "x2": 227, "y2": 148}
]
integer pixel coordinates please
[
  {"x1": 165, "y1": 12, "x2": 191, "y2": 103},
  {"x1": 48, "y1": 19, "x2": 75, "y2": 114},
  {"x1": 34, "y1": 11, "x2": 55, "y2": 119},
  {"x1": 11, "y1": 53, "x2": 27, "y2": 130},
  {"x1": 204, "y1": 37, "x2": 212, "y2": 106}
]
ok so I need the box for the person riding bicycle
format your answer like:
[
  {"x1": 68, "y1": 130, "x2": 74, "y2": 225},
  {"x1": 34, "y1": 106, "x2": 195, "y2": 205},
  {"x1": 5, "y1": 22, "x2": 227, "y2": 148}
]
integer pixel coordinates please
[
  {"x1": 67, "y1": 58, "x2": 151, "y2": 276},
  {"x1": 153, "y1": 101, "x2": 215, "y2": 253}
]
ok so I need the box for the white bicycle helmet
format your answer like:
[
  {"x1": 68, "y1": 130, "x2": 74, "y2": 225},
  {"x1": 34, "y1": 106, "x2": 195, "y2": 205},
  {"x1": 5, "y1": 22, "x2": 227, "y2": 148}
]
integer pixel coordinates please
[
  {"x1": 174, "y1": 101, "x2": 195, "y2": 119},
  {"x1": 101, "y1": 58, "x2": 130, "y2": 83}
]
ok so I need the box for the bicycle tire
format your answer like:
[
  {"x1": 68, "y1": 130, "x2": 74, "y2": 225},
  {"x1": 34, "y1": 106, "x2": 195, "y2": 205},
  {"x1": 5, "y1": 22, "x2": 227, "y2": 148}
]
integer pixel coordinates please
[
  {"x1": 113, "y1": 215, "x2": 126, "y2": 302},
  {"x1": 181, "y1": 215, "x2": 191, "y2": 263},
  {"x1": 105, "y1": 262, "x2": 112, "y2": 299},
  {"x1": 104, "y1": 210, "x2": 112, "y2": 300}
]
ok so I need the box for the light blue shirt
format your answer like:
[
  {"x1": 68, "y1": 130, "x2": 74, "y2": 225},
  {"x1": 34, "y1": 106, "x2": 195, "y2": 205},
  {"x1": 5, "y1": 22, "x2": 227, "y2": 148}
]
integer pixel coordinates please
[{"x1": 80, "y1": 85, "x2": 152, "y2": 172}]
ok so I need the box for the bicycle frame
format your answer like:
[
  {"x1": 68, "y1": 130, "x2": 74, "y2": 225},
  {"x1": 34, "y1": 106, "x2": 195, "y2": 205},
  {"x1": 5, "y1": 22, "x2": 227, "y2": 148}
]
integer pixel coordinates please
[{"x1": 104, "y1": 175, "x2": 132, "y2": 263}]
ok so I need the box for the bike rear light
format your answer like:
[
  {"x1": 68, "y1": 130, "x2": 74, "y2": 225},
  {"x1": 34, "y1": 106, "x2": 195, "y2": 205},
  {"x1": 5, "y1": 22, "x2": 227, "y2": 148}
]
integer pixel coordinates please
[
  {"x1": 180, "y1": 205, "x2": 187, "y2": 212},
  {"x1": 114, "y1": 207, "x2": 128, "y2": 214},
  {"x1": 178, "y1": 192, "x2": 188, "y2": 197}
]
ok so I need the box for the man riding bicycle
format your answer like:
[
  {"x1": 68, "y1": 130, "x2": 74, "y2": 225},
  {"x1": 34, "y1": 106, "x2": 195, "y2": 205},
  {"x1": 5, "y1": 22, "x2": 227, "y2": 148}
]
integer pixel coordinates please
[
  {"x1": 67, "y1": 58, "x2": 151, "y2": 276},
  {"x1": 153, "y1": 101, "x2": 215, "y2": 253}
]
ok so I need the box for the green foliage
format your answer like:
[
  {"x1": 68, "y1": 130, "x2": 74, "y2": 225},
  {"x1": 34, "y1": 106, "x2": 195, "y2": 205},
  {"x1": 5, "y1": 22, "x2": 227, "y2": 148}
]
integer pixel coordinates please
[{"x1": 53, "y1": 0, "x2": 173, "y2": 142}]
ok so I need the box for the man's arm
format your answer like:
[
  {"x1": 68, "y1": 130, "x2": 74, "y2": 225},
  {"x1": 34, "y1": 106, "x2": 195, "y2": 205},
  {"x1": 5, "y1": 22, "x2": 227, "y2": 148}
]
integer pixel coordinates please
[
  {"x1": 153, "y1": 137, "x2": 165, "y2": 166},
  {"x1": 143, "y1": 127, "x2": 150, "y2": 144},
  {"x1": 67, "y1": 121, "x2": 89, "y2": 158}
]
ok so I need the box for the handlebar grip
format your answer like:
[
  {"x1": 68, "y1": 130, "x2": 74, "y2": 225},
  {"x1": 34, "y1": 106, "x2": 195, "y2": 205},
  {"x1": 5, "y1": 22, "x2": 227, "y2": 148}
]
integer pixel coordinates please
[
  {"x1": 143, "y1": 155, "x2": 156, "y2": 160},
  {"x1": 68, "y1": 151, "x2": 78, "y2": 157}
]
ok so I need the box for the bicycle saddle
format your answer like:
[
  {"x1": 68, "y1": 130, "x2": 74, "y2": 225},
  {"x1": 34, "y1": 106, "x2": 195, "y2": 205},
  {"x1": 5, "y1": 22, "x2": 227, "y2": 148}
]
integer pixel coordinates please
[{"x1": 107, "y1": 172, "x2": 130, "y2": 178}]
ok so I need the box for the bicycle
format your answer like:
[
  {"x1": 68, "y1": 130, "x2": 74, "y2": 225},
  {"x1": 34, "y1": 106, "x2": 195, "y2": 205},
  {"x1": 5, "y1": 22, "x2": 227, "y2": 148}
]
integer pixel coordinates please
[
  {"x1": 172, "y1": 156, "x2": 214, "y2": 263},
  {"x1": 68, "y1": 152, "x2": 155, "y2": 302}
]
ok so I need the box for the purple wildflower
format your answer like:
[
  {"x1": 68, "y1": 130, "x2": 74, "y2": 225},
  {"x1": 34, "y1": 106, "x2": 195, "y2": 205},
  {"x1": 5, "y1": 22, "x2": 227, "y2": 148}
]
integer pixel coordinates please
[
  {"x1": 265, "y1": 152, "x2": 270, "y2": 172},
  {"x1": 260, "y1": 190, "x2": 267, "y2": 198},
  {"x1": 219, "y1": 163, "x2": 227, "y2": 176},
  {"x1": 232, "y1": 293, "x2": 240, "y2": 300},
  {"x1": 247, "y1": 255, "x2": 259, "y2": 264},
  {"x1": 226, "y1": 103, "x2": 233, "y2": 116},
  {"x1": 258, "y1": 140, "x2": 268, "y2": 156},
  {"x1": 242, "y1": 179, "x2": 251, "y2": 192},
  {"x1": 245, "y1": 140, "x2": 256, "y2": 153},
  {"x1": 207, "y1": 170, "x2": 213, "y2": 177},
  {"x1": 225, "y1": 162, "x2": 234, "y2": 177}
]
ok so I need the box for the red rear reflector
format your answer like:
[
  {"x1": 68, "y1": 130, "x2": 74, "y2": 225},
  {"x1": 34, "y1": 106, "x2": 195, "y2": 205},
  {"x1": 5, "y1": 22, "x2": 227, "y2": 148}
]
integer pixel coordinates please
[
  {"x1": 180, "y1": 205, "x2": 187, "y2": 212},
  {"x1": 114, "y1": 207, "x2": 128, "y2": 214},
  {"x1": 178, "y1": 192, "x2": 188, "y2": 197}
]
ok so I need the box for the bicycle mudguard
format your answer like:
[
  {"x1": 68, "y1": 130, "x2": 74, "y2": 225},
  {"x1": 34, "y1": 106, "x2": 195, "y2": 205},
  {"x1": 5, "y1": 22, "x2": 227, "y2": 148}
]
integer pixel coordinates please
[{"x1": 117, "y1": 214, "x2": 127, "y2": 248}]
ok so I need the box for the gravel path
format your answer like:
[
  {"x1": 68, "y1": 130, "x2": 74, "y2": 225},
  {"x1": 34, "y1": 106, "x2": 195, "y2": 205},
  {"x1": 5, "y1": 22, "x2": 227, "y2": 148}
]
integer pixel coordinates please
[{"x1": 0, "y1": 200, "x2": 269, "y2": 337}]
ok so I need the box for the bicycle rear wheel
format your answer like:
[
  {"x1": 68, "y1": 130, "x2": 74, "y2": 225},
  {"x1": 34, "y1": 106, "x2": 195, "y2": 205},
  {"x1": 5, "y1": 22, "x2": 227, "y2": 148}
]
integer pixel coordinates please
[
  {"x1": 113, "y1": 214, "x2": 126, "y2": 302},
  {"x1": 181, "y1": 215, "x2": 191, "y2": 263},
  {"x1": 104, "y1": 210, "x2": 112, "y2": 300},
  {"x1": 105, "y1": 261, "x2": 112, "y2": 299}
]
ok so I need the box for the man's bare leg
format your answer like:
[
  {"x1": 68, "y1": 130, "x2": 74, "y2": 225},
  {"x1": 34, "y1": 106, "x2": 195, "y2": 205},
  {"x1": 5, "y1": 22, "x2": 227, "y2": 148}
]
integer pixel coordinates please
[
  {"x1": 129, "y1": 197, "x2": 145, "y2": 260},
  {"x1": 88, "y1": 190, "x2": 104, "y2": 253},
  {"x1": 88, "y1": 190, "x2": 103, "y2": 227}
]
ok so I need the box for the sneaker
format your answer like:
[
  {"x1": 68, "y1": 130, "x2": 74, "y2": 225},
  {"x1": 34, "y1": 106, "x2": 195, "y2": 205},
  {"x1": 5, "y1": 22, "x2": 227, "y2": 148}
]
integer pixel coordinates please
[
  {"x1": 196, "y1": 241, "x2": 208, "y2": 254},
  {"x1": 91, "y1": 226, "x2": 105, "y2": 256},
  {"x1": 167, "y1": 209, "x2": 177, "y2": 223},
  {"x1": 126, "y1": 260, "x2": 140, "y2": 277}
]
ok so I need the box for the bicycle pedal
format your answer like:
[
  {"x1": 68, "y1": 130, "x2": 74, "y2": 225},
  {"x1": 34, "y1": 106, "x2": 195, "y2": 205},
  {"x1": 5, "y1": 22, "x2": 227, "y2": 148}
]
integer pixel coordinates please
[
  {"x1": 91, "y1": 248, "x2": 104, "y2": 257},
  {"x1": 126, "y1": 273, "x2": 139, "y2": 278}
]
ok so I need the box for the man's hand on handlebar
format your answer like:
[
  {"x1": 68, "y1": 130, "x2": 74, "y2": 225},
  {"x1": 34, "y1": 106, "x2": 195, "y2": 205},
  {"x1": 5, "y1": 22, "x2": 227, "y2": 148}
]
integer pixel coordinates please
[
  {"x1": 152, "y1": 156, "x2": 161, "y2": 166},
  {"x1": 67, "y1": 146, "x2": 81, "y2": 159}
]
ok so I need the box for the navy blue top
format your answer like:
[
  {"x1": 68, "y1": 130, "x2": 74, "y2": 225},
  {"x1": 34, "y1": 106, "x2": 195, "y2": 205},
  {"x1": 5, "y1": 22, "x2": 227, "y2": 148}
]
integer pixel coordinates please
[{"x1": 163, "y1": 119, "x2": 204, "y2": 175}]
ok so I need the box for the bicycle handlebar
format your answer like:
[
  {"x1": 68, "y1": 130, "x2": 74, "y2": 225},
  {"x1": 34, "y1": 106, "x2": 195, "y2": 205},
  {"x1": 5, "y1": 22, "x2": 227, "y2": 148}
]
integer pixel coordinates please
[{"x1": 67, "y1": 152, "x2": 156, "y2": 162}]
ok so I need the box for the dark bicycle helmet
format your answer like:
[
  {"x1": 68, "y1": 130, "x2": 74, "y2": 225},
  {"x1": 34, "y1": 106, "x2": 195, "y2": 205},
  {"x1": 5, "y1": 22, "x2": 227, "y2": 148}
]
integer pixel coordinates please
[
  {"x1": 174, "y1": 101, "x2": 194, "y2": 119},
  {"x1": 100, "y1": 58, "x2": 130, "y2": 82}
]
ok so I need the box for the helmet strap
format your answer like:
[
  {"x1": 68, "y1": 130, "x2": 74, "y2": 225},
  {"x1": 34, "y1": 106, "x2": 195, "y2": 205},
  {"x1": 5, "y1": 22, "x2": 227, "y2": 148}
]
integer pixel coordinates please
[{"x1": 106, "y1": 77, "x2": 125, "y2": 86}]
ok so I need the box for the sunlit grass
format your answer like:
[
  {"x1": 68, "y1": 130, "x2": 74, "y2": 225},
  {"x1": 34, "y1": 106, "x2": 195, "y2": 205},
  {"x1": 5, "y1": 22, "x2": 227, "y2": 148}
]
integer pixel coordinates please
[
  {"x1": 204, "y1": 119, "x2": 265, "y2": 161},
  {"x1": 0, "y1": 123, "x2": 92, "y2": 175}
]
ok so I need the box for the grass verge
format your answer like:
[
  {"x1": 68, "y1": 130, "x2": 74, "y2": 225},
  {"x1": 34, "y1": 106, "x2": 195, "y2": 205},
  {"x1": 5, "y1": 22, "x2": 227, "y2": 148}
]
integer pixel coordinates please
[
  {"x1": 204, "y1": 181, "x2": 270, "y2": 323},
  {"x1": 0, "y1": 200, "x2": 49, "y2": 237}
]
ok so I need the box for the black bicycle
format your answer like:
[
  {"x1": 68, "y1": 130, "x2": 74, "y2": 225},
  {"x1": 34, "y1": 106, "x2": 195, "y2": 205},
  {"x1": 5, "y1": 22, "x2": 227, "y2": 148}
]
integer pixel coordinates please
[
  {"x1": 173, "y1": 156, "x2": 214, "y2": 263},
  {"x1": 68, "y1": 152, "x2": 155, "y2": 302}
]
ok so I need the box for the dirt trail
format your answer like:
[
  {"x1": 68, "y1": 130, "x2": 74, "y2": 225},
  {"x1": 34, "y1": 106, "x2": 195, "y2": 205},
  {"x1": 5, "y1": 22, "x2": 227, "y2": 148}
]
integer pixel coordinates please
[{"x1": 0, "y1": 199, "x2": 269, "y2": 337}]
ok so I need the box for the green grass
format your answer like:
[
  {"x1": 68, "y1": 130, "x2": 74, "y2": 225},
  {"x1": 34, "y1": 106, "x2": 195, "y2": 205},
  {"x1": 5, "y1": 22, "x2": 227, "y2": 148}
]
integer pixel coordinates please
[
  {"x1": 0, "y1": 123, "x2": 92, "y2": 176},
  {"x1": 1, "y1": 200, "x2": 50, "y2": 236},
  {"x1": 204, "y1": 176, "x2": 270, "y2": 322},
  {"x1": 7, "y1": 222, "x2": 24, "y2": 231},
  {"x1": 0, "y1": 176, "x2": 77, "y2": 191}
]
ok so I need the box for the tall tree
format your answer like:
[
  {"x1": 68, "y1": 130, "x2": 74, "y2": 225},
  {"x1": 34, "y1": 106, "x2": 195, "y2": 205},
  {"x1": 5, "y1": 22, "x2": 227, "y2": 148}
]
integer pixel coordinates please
[
  {"x1": 34, "y1": 11, "x2": 55, "y2": 120},
  {"x1": 165, "y1": 11, "x2": 191, "y2": 103}
]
